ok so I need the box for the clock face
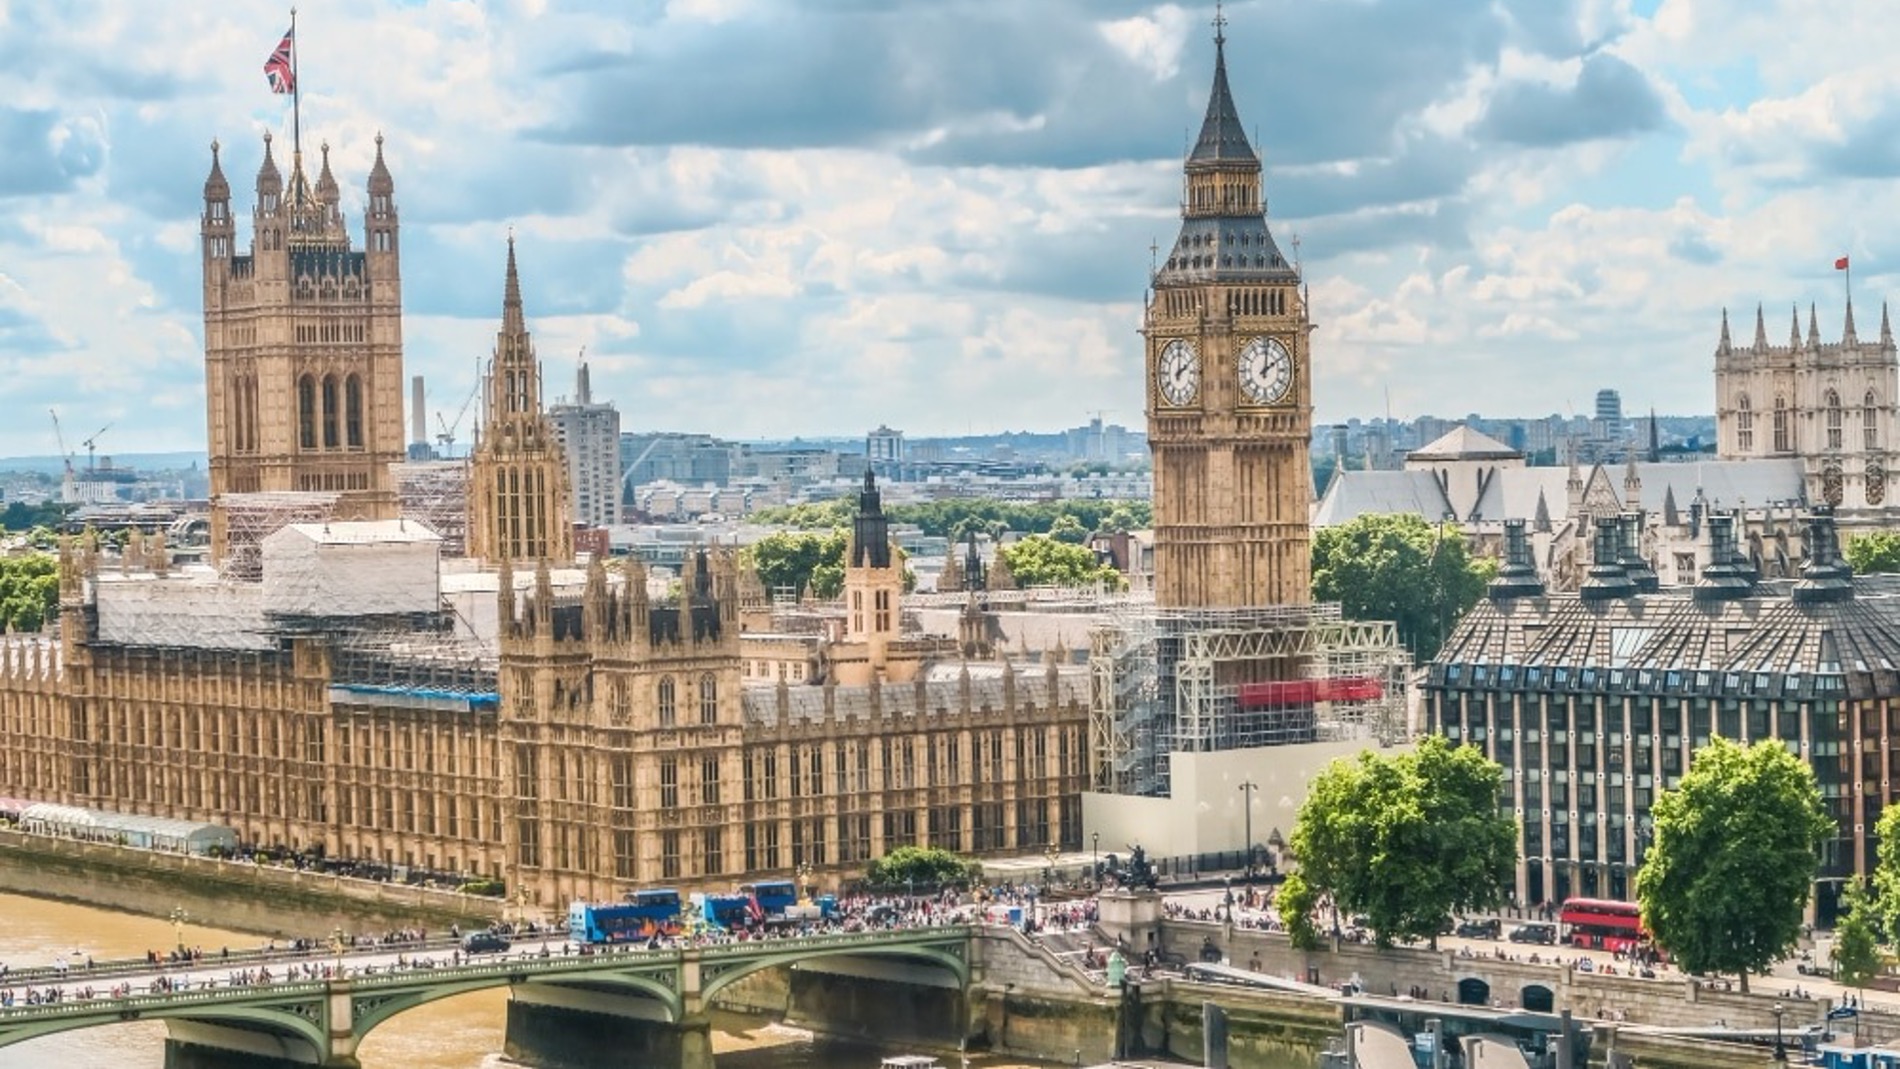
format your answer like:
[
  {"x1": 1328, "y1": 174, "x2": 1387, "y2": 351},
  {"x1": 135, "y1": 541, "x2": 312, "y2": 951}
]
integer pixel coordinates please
[
  {"x1": 1238, "y1": 336, "x2": 1293, "y2": 405},
  {"x1": 1157, "y1": 339, "x2": 1200, "y2": 407}
]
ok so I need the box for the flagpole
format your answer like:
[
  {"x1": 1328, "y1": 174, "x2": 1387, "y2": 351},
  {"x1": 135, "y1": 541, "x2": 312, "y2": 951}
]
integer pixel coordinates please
[{"x1": 290, "y1": 7, "x2": 301, "y2": 160}]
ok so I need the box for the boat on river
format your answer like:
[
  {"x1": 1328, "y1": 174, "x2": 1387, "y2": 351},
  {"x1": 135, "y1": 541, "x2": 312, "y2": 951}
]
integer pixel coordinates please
[{"x1": 879, "y1": 1057, "x2": 943, "y2": 1069}]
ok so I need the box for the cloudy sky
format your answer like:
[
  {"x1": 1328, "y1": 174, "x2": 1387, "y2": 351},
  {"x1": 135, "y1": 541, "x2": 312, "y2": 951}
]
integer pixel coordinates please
[{"x1": 0, "y1": 0, "x2": 1891, "y2": 456}]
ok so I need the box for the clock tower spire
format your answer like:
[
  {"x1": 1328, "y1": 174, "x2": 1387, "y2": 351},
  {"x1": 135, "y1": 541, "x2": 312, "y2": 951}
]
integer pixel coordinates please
[{"x1": 1144, "y1": 14, "x2": 1310, "y2": 609}]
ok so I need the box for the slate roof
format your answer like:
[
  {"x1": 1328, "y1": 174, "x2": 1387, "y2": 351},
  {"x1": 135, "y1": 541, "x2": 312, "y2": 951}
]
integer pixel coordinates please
[
  {"x1": 1188, "y1": 37, "x2": 1255, "y2": 164},
  {"x1": 1311, "y1": 470, "x2": 1453, "y2": 526},
  {"x1": 1408, "y1": 425, "x2": 1522, "y2": 461}
]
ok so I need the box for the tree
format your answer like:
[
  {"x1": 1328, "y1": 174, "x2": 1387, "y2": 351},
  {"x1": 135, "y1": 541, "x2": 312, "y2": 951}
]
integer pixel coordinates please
[
  {"x1": 0, "y1": 554, "x2": 58, "y2": 634},
  {"x1": 1046, "y1": 514, "x2": 1089, "y2": 544},
  {"x1": 1833, "y1": 882, "x2": 1881, "y2": 1000},
  {"x1": 741, "y1": 530, "x2": 847, "y2": 600},
  {"x1": 1273, "y1": 871, "x2": 1325, "y2": 951},
  {"x1": 1848, "y1": 531, "x2": 1900, "y2": 574},
  {"x1": 1870, "y1": 803, "x2": 1900, "y2": 936},
  {"x1": 997, "y1": 534, "x2": 1124, "y2": 590},
  {"x1": 1311, "y1": 513, "x2": 1495, "y2": 661},
  {"x1": 866, "y1": 845, "x2": 981, "y2": 890},
  {"x1": 1280, "y1": 735, "x2": 1516, "y2": 947},
  {"x1": 1635, "y1": 737, "x2": 1831, "y2": 992}
]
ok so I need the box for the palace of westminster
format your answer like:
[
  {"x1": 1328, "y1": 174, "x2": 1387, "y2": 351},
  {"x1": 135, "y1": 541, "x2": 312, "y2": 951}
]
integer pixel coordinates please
[{"x1": 10, "y1": 21, "x2": 1900, "y2": 917}]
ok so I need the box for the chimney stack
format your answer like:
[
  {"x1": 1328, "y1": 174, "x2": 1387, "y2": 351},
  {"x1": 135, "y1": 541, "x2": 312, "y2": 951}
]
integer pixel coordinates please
[
  {"x1": 1694, "y1": 514, "x2": 1753, "y2": 603},
  {"x1": 1792, "y1": 507, "x2": 1854, "y2": 605},
  {"x1": 1488, "y1": 519, "x2": 1545, "y2": 601},
  {"x1": 1581, "y1": 515, "x2": 1635, "y2": 602},
  {"x1": 1619, "y1": 513, "x2": 1659, "y2": 594},
  {"x1": 410, "y1": 375, "x2": 427, "y2": 448}
]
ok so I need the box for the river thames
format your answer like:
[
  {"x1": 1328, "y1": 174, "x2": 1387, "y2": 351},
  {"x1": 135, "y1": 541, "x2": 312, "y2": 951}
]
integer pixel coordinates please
[{"x1": 0, "y1": 893, "x2": 1070, "y2": 1068}]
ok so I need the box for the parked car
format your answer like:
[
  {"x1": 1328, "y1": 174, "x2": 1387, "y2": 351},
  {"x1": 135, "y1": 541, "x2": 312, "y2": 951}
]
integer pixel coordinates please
[
  {"x1": 1508, "y1": 923, "x2": 1557, "y2": 945},
  {"x1": 461, "y1": 931, "x2": 512, "y2": 954},
  {"x1": 1455, "y1": 918, "x2": 1502, "y2": 940}
]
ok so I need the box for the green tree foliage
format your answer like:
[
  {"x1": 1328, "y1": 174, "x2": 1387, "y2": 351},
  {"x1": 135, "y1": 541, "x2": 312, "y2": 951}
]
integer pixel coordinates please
[
  {"x1": 0, "y1": 501, "x2": 70, "y2": 533},
  {"x1": 865, "y1": 845, "x2": 981, "y2": 889},
  {"x1": 1310, "y1": 513, "x2": 1496, "y2": 661},
  {"x1": 1273, "y1": 872, "x2": 1325, "y2": 951},
  {"x1": 1847, "y1": 531, "x2": 1900, "y2": 574},
  {"x1": 1870, "y1": 803, "x2": 1900, "y2": 936},
  {"x1": 1833, "y1": 882, "x2": 1881, "y2": 993},
  {"x1": 997, "y1": 535, "x2": 1125, "y2": 590},
  {"x1": 0, "y1": 554, "x2": 59, "y2": 633},
  {"x1": 750, "y1": 499, "x2": 1152, "y2": 540},
  {"x1": 1283, "y1": 735, "x2": 1516, "y2": 947},
  {"x1": 741, "y1": 530, "x2": 848, "y2": 600},
  {"x1": 1636, "y1": 737, "x2": 1831, "y2": 992}
]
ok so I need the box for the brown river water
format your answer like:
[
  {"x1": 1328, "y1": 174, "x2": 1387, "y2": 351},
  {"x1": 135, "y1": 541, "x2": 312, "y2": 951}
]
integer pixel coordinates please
[{"x1": 0, "y1": 893, "x2": 1079, "y2": 1068}]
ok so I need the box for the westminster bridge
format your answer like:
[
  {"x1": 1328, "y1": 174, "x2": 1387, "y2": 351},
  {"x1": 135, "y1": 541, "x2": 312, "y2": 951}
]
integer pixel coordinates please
[{"x1": 0, "y1": 925, "x2": 983, "y2": 1069}]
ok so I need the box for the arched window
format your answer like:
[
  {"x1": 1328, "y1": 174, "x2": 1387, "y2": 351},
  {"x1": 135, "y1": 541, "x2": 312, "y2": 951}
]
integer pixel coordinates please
[
  {"x1": 657, "y1": 676, "x2": 676, "y2": 728},
  {"x1": 1735, "y1": 394, "x2": 1753, "y2": 452},
  {"x1": 1773, "y1": 395, "x2": 1790, "y2": 453},
  {"x1": 297, "y1": 375, "x2": 317, "y2": 450},
  {"x1": 321, "y1": 374, "x2": 340, "y2": 449},
  {"x1": 345, "y1": 374, "x2": 364, "y2": 449},
  {"x1": 1826, "y1": 389, "x2": 1843, "y2": 450},
  {"x1": 1867, "y1": 390, "x2": 1881, "y2": 451},
  {"x1": 699, "y1": 673, "x2": 718, "y2": 725}
]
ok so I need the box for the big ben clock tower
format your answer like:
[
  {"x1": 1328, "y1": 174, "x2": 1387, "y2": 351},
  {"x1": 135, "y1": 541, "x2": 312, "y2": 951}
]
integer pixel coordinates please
[{"x1": 1145, "y1": 13, "x2": 1310, "y2": 609}]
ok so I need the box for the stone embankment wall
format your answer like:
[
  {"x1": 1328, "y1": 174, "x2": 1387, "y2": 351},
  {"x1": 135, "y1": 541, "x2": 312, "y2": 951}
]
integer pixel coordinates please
[
  {"x1": 0, "y1": 829, "x2": 504, "y2": 937},
  {"x1": 1158, "y1": 920, "x2": 1837, "y2": 1034}
]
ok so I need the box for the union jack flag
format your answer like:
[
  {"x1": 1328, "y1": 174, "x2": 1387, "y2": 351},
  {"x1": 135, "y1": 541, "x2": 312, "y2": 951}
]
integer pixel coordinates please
[{"x1": 263, "y1": 27, "x2": 295, "y2": 94}]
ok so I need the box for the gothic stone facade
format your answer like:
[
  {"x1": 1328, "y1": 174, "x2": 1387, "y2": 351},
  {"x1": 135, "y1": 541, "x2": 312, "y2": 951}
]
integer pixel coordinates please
[
  {"x1": 0, "y1": 547, "x2": 1086, "y2": 908},
  {"x1": 200, "y1": 135, "x2": 406, "y2": 563},
  {"x1": 1714, "y1": 301, "x2": 1899, "y2": 514},
  {"x1": 1144, "y1": 28, "x2": 1312, "y2": 610}
]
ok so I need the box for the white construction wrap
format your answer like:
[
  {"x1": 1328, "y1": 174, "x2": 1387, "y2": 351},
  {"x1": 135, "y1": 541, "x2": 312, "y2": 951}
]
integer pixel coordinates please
[{"x1": 261, "y1": 520, "x2": 443, "y2": 619}]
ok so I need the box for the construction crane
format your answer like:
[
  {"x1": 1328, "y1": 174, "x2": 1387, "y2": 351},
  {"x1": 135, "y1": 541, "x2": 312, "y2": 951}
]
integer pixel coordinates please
[
  {"x1": 435, "y1": 379, "x2": 481, "y2": 458},
  {"x1": 81, "y1": 421, "x2": 113, "y2": 473},
  {"x1": 47, "y1": 409, "x2": 73, "y2": 478}
]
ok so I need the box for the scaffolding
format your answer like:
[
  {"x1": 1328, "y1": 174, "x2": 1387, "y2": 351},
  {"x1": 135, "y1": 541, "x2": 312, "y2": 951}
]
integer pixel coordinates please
[
  {"x1": 1089, "y1": 601, "x2": 1411, "y2": 797},
  {"x1": 394, "y1": 460, "x2": 470, "y2": 557},
  {"x1": 219, "y1": 491, "x2": 341, "y2": 581}
]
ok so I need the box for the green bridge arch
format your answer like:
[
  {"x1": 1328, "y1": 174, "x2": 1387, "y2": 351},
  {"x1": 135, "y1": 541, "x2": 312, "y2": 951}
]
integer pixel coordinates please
[
  {"x1": 0, "y1": 987, "x2": 331, "y2": 1055},
  {"x1": 350, "y1": 964, "x2": 686, "y2": 1038},
  {"x1": 696, "y1": 935, "x2": 971, "y2": 1006}
]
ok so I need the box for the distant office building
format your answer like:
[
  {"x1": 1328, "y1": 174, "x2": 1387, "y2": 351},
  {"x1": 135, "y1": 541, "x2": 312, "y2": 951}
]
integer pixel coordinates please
[
  {"x1": 1595, "y1": 388, "x2": 1623, "y2": 426},
  {"x1": 549, "y1": 359, "x2": 622, "y2": 529},
  {"x1": 621, "y1": 432, "x2": 734, "y2": 490},
  {"x1": 867, "y1": 425, "x2": 905, "y2": 479}
]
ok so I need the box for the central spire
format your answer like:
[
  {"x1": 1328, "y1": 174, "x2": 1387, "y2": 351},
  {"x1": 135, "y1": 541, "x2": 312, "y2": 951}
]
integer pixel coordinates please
[
  {"x1": 503, "y1": 233, "x2": 525, "y2": 335},
  {"x1": 1189, "y1": 4, "x2": 1255, "y2": 164}
]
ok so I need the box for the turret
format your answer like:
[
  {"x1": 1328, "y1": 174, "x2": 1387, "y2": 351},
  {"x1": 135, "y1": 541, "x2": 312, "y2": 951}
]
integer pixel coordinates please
[
  {"x1": 254, "y1": 132, "x2": 285, "y2": 262},
  {"x1": 314, "y1": 140, "x2": 340, "y2": 208},
  {"x1": 201, "y1": 140, "x2": 233, "y2": 268},
  {"x1": 365, "y1": 132, "x2": 399, "y2": 261}
]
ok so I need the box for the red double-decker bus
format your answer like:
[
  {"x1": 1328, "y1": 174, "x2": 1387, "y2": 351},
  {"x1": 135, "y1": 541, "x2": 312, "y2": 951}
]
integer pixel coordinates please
[{"x1": 1558, "y1": 897, "x2": 1651, "y2": 954}]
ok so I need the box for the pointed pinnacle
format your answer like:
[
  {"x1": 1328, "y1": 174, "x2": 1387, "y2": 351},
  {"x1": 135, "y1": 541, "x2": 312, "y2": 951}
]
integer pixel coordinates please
[
  {"x1": 1718, "y1": 307, "x2": 1732, "y2": 351},
  {"x1": 502, "y1": 235, "x2": 524, "y2": 334},
  {"x1": 1753, "y1": 303, "x2": 1768, "y2": 349}
]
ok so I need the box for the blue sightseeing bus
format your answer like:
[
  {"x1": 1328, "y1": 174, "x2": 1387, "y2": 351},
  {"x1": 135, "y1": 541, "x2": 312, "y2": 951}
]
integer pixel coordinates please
[
  {"x1": 566, "y1": 888, "x2": 684, "y2": 944},
  {"x1": 696, "y1": 892, "x2": 756, "y2": 931},
  {"x1": 740, "y1": 880, "x2": 799, "y2": 916}
]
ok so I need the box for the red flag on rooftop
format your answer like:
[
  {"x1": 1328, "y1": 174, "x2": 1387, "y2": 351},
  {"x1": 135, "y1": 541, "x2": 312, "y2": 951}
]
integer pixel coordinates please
[
  {"x1": 1836, "y1": 255, "x2": 1851, "y2": 271},
  {"x1": 264, "y1": 26, "x2": 296, "y2": 95}
]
